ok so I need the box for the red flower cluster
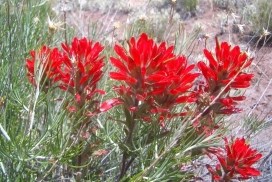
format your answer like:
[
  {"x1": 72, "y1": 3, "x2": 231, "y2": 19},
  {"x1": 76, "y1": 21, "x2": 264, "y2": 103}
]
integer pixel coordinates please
[
  {"x1": 26, "y1": 46, "x2": 62, "y2": 90},
  {"x1": 198, "y1": 39, "x2": 253, "y2": 90},
  {"x1": 206, "y1": 137, "x2": 262, "y2": 181},
  {"x1": 25, "y1": 34, "x2": 259, "y2": 180},
  {"x1": 26, "y1": 38, "x2": 105, "y2": 113},
  {"x1": 109, "y1": 33, "x2": 199, "y2": 122},
  {"x1": 197, "y1": 38, "x2": 254, "y2": 115},
  {"x1": 59, "y1": 38, "x2": 105, "y2": 108},
  {"x1": 192, "y1": 39, "x2": 254, "y2": 135}
]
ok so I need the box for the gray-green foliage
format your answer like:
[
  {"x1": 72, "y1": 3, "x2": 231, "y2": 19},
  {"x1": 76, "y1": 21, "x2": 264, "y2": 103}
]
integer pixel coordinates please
[{"x1": 0, "y1": 0, "x2": 68, "y2": 181}]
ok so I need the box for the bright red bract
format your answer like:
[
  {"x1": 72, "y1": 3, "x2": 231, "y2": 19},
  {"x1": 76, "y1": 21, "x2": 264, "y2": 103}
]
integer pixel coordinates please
[
  {"x1": 197, "y1": 38, "x2": 254, "y2": 115},
  {"x1": 198, "y1": 39, "x2": 253, "y2": 91},
  {"x1": 207, "y1": 137, "x2": 262, "y2": 181},
  {"x1": 26, "y1": 38, "x2": 106, "y2": 113},
  {"x1": 26, "y1": 46, "x2": 62, "y2": 89},
  {"x1": 59, "y1": 37, "x2": 105, "y2": 106},
  {"x1": 110, "y1": 33, "x2": 199, "y2": 122}
]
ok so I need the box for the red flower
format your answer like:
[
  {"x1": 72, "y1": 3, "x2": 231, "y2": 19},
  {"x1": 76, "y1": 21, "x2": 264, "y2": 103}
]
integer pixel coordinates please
[
  {"x1": 59, "y1": 37, "x2": 105, "y2": 108},
  {"x1": 217, "y1": 96, "x2": 245, "y2": 114},
  {"x1": 207, "y1": 137, "x2": 262, "y2": 181},
  {"x1": 206, "y1": 164, "x2": 222, "y2": 181},
  {"x1": 195, "y1": 39, "x2": 254, "y2": 116},
  {"x1": 198, "y1": 38, "x2": 254, "y2": 92},
  {"x1": 26, "y1": 46, "x2": 62, "y2": 89},
  {"x1": 110, "y1": 33, "x2": 177, "y2": 89},
  {"x1": 100, "y1": 98, "x2": 123, "y2": 112},
  {"x1": 192, "y1": 116, "x2": 220, "y2": 136},
  {"x1": 110, "y1": 33, "x2": 198, "y2": 120}
]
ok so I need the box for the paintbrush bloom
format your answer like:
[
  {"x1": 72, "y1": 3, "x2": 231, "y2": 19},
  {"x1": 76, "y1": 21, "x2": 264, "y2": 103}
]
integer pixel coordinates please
[
  {"x1": 198, "y1": 39, "x2": 253, "y2": 92},
  {"x1": 26, "y1": 46, "x2": 62, "y2": 89},
  {"x1": 196, "y1": 39, "x2": 254, "y2": 117},
  {"x1": 110, "y1": 33, "x2": 198, "y2": 122},
  {"x1": 207, "y1": 137, "x2": 262, "y2": 181},
  {"x1": 59, "y1": 37, "x2": 105, "y2": 107}
]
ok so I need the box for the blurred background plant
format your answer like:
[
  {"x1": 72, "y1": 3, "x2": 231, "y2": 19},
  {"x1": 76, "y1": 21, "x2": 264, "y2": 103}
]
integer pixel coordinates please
[
  {"x1": 242, "y1": 0, "x2": 272, "y2": 43},
  {"x1": 177, "y1": 0, "x2": 198, "y2": 17},
  {"x1": 212, "y1": 0, "x2": 239, "y2": 10}
]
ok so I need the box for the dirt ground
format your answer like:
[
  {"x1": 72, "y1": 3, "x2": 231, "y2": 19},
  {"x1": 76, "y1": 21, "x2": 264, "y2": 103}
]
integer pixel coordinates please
[{"x1": 53, "y1": 0, "x2": 272, "y2": 178}]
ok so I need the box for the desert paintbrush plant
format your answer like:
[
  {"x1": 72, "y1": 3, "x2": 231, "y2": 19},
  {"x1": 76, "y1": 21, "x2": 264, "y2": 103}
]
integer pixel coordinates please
[
  {"x1": 0, "y1": 1, "x2": 264, "y2": 180},
  {"x1": 26, "y1": 37, "x2": 108, "y2": 171},
  {"x1": 17, "y1": 33, "x2": 264, "y2": 181},
  {"x1": 193, "y1": 38, "x2": 254, "y2": 135},
  {"x1": 108, "y1": 33, "x2": 199, "y2": 179}
]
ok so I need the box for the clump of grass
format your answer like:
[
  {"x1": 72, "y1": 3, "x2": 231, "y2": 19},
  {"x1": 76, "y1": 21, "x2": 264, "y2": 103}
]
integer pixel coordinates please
[
  {"x1": 213, "y1": 0, "x2": 236, "y2": 10},
  {"x1": 241, "y1": 0, "x2": 272, "y2": 45},
  {"x1": 212, "y1": 0, "x2": 250, "y2": 12},
  {"x1": 244, "y1": 0, "x2": 272, "y2": 33},
  {"x1": 171, "y1": 0, "x2": 199, "y2": 19},
  {"x1": 182, "y1": 0, "x2": 198, "y2": 14}
]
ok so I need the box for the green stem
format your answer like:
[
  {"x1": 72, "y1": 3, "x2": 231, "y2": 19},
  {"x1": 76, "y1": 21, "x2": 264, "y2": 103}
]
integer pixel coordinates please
[{"x1": 118, "y1": 107, "x2": 136, "y2": 181}]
